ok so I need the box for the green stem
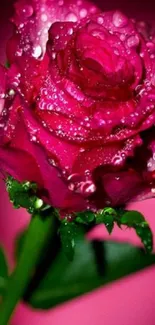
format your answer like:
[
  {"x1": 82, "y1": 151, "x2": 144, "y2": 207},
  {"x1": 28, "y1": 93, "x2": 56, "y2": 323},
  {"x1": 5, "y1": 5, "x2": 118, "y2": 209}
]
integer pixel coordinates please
[{"x1": 0, "y1": 211, "x2": 54, "y2": 325}]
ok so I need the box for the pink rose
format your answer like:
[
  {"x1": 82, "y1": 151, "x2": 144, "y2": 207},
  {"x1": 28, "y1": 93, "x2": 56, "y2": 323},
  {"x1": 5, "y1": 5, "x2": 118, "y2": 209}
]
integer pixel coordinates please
[{"x1": 0, "y1": 0, "x2": 155, "y2": 213}]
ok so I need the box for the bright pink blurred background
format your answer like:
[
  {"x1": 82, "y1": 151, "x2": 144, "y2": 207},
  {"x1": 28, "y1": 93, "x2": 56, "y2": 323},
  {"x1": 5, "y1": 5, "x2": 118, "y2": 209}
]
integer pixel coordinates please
[{"x1": 1, "y1": 0, "x2": 155, "y2": 324}]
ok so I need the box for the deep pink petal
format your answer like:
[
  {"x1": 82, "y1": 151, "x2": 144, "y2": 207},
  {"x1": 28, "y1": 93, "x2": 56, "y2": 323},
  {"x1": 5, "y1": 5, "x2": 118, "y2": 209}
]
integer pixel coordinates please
[
  {"x1": 0, "y1": 65, "x2": 7, "y2": 128},
  {"x1": 1, "y1": 109, "x2": 86, "y2": 210},
  {"x1": 0, "y1": 147, "x2": 43, "y2": 185},
  {"x1": 102, "y1": 170, "x2": 144, "y2": 206},
  {"x1": 7, "y1": 0, "x2": 99, "y2": 62}
]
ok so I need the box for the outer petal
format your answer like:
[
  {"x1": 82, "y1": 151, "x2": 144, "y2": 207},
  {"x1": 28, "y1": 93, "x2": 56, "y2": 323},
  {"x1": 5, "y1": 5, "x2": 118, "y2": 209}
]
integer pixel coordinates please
[
  {"x1": 93, "y1": 128, "x2": 155, "y2": 207},
  {"x1": 0, "y1": 147, "x2": 43, "y2": 185},
  {"x1": 0, "y1": 106, "x2": 87, "y2": 211},
  {"x1": 0, "y1": 65, "x2": 7, "y2": 116},
  {"x1": 7, "y1": 0, "x2": 99, "y2": 62},
  {"x1": 101, "y1": 170, "x2": 144, "y2": 206}
]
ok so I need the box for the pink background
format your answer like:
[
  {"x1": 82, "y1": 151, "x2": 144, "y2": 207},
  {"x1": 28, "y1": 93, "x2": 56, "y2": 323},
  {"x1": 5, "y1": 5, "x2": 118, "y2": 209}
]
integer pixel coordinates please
[{"x1": 0, "y1": 0, "x2": 155, "y2": 324}]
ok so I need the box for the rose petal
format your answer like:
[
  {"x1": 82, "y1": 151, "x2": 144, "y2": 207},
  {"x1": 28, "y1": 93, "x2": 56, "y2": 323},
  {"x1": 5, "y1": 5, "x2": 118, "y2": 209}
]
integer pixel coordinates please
[
  {"x1": 102, "y1": 170, "x2": 144, "y2": 206},
  {"x1": 7, "y1": 0, "x2": 99, "y2": 62},
  {"x1": 0, "y1": 65, "x2": 7, "y2": 116},
  {"x1": 1, "y1": 110, "x2": 86, "y2": 210}
]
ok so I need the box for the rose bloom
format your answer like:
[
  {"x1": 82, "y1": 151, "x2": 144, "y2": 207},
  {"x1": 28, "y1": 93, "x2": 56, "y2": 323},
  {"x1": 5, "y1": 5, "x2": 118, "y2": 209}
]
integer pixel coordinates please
[{"x1": 0, "y1": 0, "x2": 155, "y2": 213}]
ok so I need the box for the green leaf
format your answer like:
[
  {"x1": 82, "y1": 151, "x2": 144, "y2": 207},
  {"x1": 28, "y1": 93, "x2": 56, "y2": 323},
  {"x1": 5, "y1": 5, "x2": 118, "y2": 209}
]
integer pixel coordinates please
[
  {"x1": 75, "y1": 211, "x2": 95, "y2": 225},
  {"x1": 6, "y1": 177, "x2": 42, "y2": 213},
  {"x1": 59, "y1": 222, "x2": 83, "y2": 261},
  {"x1": 105, "y1": 221, "x2": 114, "y2": 234},
  {"x1": 135, "y1": 225, "x2": 153, "y2": 254},
  {"x1": 0, "y1": 248, "x2": 8, "y2": 296},
  {"x1": 96, "y1": 208, "x2": 115, "y2": 234},
  {"x1": 16, "y1": 232, "x2": 155, "y2": 309},
  {"x1": 120, "y1": 211, "x2": 153, "y2": 253},
  {"x1": 120, "y1": 211, "x2": 145, "y2": 227}
]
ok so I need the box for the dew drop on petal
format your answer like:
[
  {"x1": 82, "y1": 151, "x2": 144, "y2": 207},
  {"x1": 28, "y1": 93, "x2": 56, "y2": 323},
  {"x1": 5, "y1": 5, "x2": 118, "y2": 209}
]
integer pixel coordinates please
[
  {"x1": 115, "y1": 176, "x2": 120, "y2": 181},
  {"x1": 65, "y1": 13, "x2": 78, "y2": 22},
  {"x1": 80, "y1": 181, "x2": 96, "y2": 196},
  {"x1": 67, "y1": 28, "x2": 74, "y2": 35},
  {"x1": 79, "y1": 147, "x2": 85, "y2": 153},
  {"x1": 90, "y1": 6, "x2": 97, "y2": 14},
  {"x1": 112, "y1": 11, "x2": 128, "y2": 28},
  {"x1": 41, "y1": 13, "x2": 48, "y2": 22},
  {"x1": 147, "y1": 42, "x2": 155, "y2": 56},
  {"x1": 51, "y1": 52, "x2": 56, "y2": 59},
  {"x1": 19, "y1": 23, "x2": 24, "y2": 29},
  {"x1": 15, "y1": 49, "x2": 23, "y2": 57},
  {"x1": 0, "y1": 93, "x2": 5, "y2": 99},
  {"x1": 48, "y1": 158, "x2": 58, "y2": 167},
  {"x1": 32, "y1": 45, "x2": 42, "y2": 58},
  {"x1": 151, "y1": 74, "x2": 155, "y2": 86},
  {"x1": 127, "y1": 35, "x2": 140, "y2": 48},
  {"x1": 150, "y1": 54, "x2": 155, "y2": 59},
  {"x1": 79, "y1": 8, "x2": 87, "y2": 18},
  {"x1": 97, "y1": 16, "x2": 104, "y2": 25},
  {"x1": 112, "y1": 154, "x2": 123, "y2": 166},
  {"x1": 17, "y1": 5, "x2": 34, "y2": 19},
  {"x1": 58, "y1": 0, "x2": 64, "y2": 5},
  {"x1": 31, "y1": 135, "x2": 37, "y2": 142},
  {"x1": 67, "y1": 173, "x2": 81, "y2": 182},
  {"x1": 8, "y1": 89, "x2": 15, "y2": 97}
]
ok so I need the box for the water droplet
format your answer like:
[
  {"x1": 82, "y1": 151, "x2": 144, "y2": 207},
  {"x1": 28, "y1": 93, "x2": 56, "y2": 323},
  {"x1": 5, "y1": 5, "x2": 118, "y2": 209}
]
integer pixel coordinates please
[
  {"x1": 150, "y1": 54, "x2": 155, "y2": 59},
  {"x1": 8, "y1": 89, "x2": 15, "y2": 97},
  {"x1": 120, "y1": 34, "x2": 126, "y2": 41},
  {"x1": 31, "y1": 135, "x2": 37, "y2": 142},
  {"x1": 115, "y1": 176, "x2": 120, "y2": 180},
  {"x1": 43, "y1": 28, "x2": 48, "y2": 34},
  {"x1": 140, "y1": 52, "x2": 144, "y2": 58},
  {"x1": 67, "y1": 28, "x2": 74, "y2": 35},
  {"x1": 90, "y1": 6, "x2": 97, "y2": 13},
  {"x1": 67, "y1": 173, "x2": 81, "y2": 182},
  {"x1": 15, "y1": 49, "x2": 23, "y2": 57},
  {"x1": 127, "y1": 35, "x2": 140, "y2": 48},
  {"x1": 97, "y1": 16, "x2": 104, "y2": 25},
  {"x1": 80, "y1": 181, "x2": 96, "y2": 196},
  {"x1": 79, "y1": 147, "x2": 85, "y2": 153},
  {"x1": 79, "y1": 8, "x2": 87, "y2": 18},
  {"x1": 146, "y1": 42, "x2": 155, "y2": 52},
  {"x1": 67, "y1": 174, "x2": 84, "y2": 193},
  {"x1": 84, "y1": 170, "x2": 91, "y2": 177},
  {"x1": 19, "y1": 23, "x2": 24, "y2": 29},
  {"x1": 17, "y1": 5, "x2": 33, "y2": 19},
  {"x1": 48, "y1": 158, "x2": 57, "y2": 167},
  {"x1": 151, "y1": 75, "x2": 155, "y2": 86},
  {"x1": 32, "y1": 45, "x2": 42, "y2": 58},
  {"x1": 68, "y1": 183, "x2": 76, "y2": 191},
  {"x1": 41, "y1": 13, "x2": 48, "y2": 22},
  {"x1": 34, "y1": 198, "x2": 44, "y2": 209},
  {"x1": 151, "y1": 188, "x2": 155, "y2": 194},
  {"x1": 112, "y1": 155, "x2": 123, "y2": 166},
  {"x1": 51, "y1": 52, "x2": 56, "y2": 59},
  {"x1": 112, "y1": 11, "x2": 128, "y2": 28},
  {"x1": 0, "y1": 93, "x2": 5, "y2": 99},
  {"x1": 58, "y1": 0, "x2": 64, "y2": 5},
  {"x1": 66, "y1": 13, "x2": 78, "y2": 22}
]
